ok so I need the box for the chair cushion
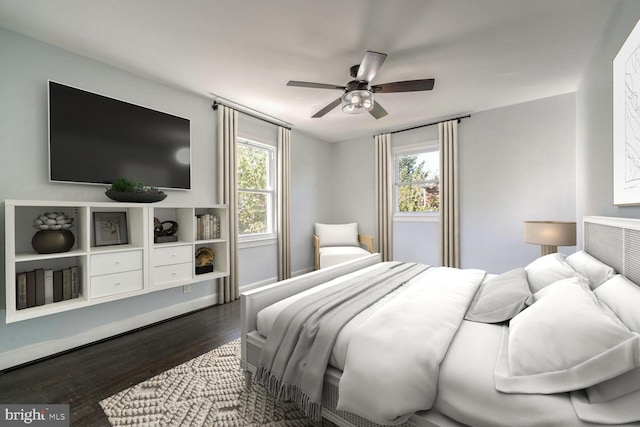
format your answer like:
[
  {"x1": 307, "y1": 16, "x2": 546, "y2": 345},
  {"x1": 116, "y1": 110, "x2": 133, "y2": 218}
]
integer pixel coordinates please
[
  {"x1": 319, "y1": 246, "x2": 370, "y2": 268},
  {"x1": 315, "y1": 223, "x2": 359, "y2": 247}
]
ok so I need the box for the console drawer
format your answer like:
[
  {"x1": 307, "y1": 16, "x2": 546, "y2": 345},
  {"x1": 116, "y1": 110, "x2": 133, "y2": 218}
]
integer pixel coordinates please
[
  {"x1": 91, "y1": 250, "x2": 143, "y2": 276},
  {"x1": 154, "y1": 245, "x2": 193, "y2": 267},
  {"x1": 91, "y1": 270, "x2": 143, "y2": 298},
  {"x1": 154, "y1": 262, "x2": 193, "y2": 286}
]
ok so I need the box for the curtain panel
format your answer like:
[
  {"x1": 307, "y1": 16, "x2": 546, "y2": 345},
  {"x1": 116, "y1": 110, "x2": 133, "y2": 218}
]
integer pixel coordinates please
[
  {"x1": 217, "y1": 105, "x2": 240, "y2": 303},
  {"x1": 277, "y1": 127, "x2": 291, "y2": 280},
  {"x1": 375, "y1": 133, "x2": 393, "y2": 261},
  {"x1": 439, "y1": 120, "x2": 460, "y2": 268}
]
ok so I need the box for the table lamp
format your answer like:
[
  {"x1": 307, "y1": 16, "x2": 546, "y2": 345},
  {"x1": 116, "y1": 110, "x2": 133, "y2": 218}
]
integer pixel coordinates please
[{"x1": 524, "y1": 221, "x2": 576, "y2": 256}]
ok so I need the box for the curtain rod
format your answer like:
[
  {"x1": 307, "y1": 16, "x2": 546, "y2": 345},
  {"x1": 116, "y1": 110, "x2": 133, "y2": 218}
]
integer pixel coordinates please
[
  {"x1": 382, "y1": 114, "x2": 471, "y2": 136},
  {"x1": 210, "y1": 95, "x2": 292, "y2": 130}
]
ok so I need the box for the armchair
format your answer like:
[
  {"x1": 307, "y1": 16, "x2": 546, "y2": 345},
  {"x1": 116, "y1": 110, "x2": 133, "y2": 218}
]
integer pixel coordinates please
[{"x1": 313, "y1": 223, "x2": 374, "y2": 270}]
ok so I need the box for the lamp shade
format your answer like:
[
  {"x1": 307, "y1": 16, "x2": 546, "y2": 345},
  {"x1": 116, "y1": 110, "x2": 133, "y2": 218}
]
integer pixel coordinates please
[{"x1": 524, "y1": 221, "x2": 576, "y2": 246}]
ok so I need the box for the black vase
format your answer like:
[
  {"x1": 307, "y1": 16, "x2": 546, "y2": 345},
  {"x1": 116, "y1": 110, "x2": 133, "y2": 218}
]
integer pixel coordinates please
[{"x1": 32, "y1": 230, "x2": 75, "y2": 254}]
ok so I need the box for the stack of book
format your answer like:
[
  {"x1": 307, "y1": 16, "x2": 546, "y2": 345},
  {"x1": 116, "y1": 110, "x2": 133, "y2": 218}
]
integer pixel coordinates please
[
  {"x1": 196, "y1": 214, "x2": 220, "y2": 240},
  {"x1": 16, "y1": 266, "x2": 80, "y2": 310}
]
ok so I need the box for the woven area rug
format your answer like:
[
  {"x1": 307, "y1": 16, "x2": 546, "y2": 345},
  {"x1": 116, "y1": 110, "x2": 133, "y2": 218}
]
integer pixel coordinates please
[{"x1": 100, "y1": 339, "x2": 332, "y2": 426}]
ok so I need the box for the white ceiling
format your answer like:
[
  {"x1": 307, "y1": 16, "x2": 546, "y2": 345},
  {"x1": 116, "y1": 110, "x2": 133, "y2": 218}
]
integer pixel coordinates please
[{"x1": 0, "y1": 0, "x2": 616, "y2": 142}]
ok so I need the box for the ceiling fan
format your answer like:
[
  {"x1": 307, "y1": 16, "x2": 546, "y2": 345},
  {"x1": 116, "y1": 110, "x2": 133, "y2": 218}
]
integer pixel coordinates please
[{"x1": 287, "y1": 51, "x2": 435, "y2": 119}]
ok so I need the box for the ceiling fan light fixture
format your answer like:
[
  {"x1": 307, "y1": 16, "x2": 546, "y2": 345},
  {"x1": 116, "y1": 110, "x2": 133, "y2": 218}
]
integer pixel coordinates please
[{"x1": 341, "y1": 89, "x2": 374, "y2": 114}]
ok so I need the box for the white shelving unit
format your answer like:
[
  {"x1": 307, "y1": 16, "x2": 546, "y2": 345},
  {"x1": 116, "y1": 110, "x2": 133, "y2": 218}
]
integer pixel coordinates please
[{"x1": 4, "y1": 200, "x2": 229, "y2": 323}]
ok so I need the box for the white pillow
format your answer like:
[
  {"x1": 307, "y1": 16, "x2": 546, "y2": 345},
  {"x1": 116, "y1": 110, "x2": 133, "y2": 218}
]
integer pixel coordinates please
[
  {"x1": 464, "y1": 268, "x2": 533, "y2": 323},
  {"x1": 531, "y1": 276, "x2": 583, "y2": 302},
  {"x1": 566, "y1": 250, "x2": 616, "y2": 289},
  {"x1": 494, "y1": 277, "x2": 640, "y2": 394},
  {"x1": 586, "y1": 366, "x2": 640, "y2": 403},
  {"x1": 571, "y1": 389, "x2": 640, "y2": 425},
  {"x1": 584, "y1": 275, "x2": 640, "y2": 404},
  {"x1": 524, "y1": 253, "x2": 578, "y2": 293},
  {"x1": 315, "y1": 223, "x2": 359, "y2": 247},
  {"x1": 595, "y1": 275, "x2": 640, "y2": 333}
]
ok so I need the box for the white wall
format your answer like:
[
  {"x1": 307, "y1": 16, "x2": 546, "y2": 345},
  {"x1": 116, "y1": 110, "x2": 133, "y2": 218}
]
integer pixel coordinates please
[{"x1": 576, "y1": 1, "x2": 640, "y2": 233}]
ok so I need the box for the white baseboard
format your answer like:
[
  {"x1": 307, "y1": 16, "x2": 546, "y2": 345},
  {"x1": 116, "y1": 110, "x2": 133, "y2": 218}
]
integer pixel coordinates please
[{"x1": 0, "y1": 294, "x2": 218, "y2": 371}]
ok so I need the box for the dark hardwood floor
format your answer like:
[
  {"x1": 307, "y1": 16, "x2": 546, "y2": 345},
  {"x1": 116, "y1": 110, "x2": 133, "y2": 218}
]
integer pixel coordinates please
[{"x1": 0, "y1": 300, "x2": 241, "y2": 426}]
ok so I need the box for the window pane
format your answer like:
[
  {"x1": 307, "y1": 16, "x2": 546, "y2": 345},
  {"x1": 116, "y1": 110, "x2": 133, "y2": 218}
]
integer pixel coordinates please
[
  {"x1": 398, "y1": 184, "x2": 440, "y2": 212},
  {"x1": 396, "y1": 149, "x2": 440, "y2": 213},
  {"x1": 397, "y1": 151, "x2": 439, "y2": 184},
  {"x1": 237, "y1": 144, "x2": 267, "y2": 189},
  {"x1": 238, "y1": 191, "x2": 268, "y2": 234}
]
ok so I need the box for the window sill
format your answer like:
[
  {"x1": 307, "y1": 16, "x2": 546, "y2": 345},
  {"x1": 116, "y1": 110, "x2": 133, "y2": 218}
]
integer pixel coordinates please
[
  {"x1": 239, "y1": 237, "x2": 277, "y2": 249},
  {"x1": 393, "y1": 214, "x2": 440, "y2": 223}
]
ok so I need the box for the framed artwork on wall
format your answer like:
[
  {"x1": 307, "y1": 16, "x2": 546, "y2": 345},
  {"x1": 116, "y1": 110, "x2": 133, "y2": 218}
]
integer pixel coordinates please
[
  {"x1": 94, "y1": 211, "x2": 128, "y2": 246},
  {"x1": 614, "y1": 18, "x2": 640, "y2": 205}
]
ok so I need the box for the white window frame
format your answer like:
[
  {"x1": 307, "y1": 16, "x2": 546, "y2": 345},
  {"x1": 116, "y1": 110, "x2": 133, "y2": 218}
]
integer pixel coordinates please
[
  {"x1": 393, "y1": 141, "x2": 440, "y2": 223},
  {"x1": 237, "y1": 137, "x2": 277, "y2": 243}
]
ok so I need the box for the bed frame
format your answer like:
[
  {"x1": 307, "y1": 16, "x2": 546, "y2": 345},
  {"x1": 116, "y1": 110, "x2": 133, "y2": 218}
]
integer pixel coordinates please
[
  {"x1": 583, "y1": 216, "x2": 640, "y2": 287},
  {"x1": 240, "y1": 216, "x2": 639, "y2": 427}
]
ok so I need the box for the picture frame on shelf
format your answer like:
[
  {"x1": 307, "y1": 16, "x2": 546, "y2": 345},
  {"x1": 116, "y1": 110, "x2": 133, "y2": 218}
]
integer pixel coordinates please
[{"x1": 94, "y1": 211, "x2": 128, "y2": 246}]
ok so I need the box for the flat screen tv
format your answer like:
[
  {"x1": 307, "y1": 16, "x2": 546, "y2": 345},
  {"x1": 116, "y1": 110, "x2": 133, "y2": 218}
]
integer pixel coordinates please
[{"x1": 48, "y1": 81, "x2": 191, "y2": 190}]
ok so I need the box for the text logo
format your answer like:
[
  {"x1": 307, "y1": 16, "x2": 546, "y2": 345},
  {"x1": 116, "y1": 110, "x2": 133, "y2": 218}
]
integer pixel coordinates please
[{"x1": 1, "y1": 405, "x2": 69, "y2": 426}]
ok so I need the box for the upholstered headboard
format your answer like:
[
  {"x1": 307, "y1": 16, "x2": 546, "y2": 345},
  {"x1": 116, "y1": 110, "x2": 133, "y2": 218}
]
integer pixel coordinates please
[{"x1": 584, "y1": 216, "x2": 640, "y2": 287}]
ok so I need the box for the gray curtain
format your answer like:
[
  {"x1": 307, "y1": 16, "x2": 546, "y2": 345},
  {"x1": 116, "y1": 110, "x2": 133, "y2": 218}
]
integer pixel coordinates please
[
  {"x1": 439, "y1": 120, "x2": 460, "y2": 268},
  {"x1": 217, "y1": 105, "x2": 239, "y2": 303},
  {"x1": 277, "y1": 127, "x2": 291, "y2": 280},
  {"x1": 375, "y1": 133, "x2": 393, "y2": 261}
]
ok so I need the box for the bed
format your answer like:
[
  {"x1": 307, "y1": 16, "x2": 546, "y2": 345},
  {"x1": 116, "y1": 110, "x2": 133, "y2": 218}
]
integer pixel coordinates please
[{"x1": 240, "y1": 216, "x2": 640, "y2": 427}]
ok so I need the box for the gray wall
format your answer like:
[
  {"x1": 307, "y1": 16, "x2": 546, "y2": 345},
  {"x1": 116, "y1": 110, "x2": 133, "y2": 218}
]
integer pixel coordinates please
[
  {"x1": 331, "y1": 94, "x2": 577, "y2": 273},
  {"x1": 329, "y1": 137, "x2": 377, "y2": 237},
  {"x1": 0, "y1": 27, "x2": 219, "y2": 364},
  {"x1": 461, "y1": 94, "x2": 577, "y2": 272},
  {"x1": 0, "y1": 27, "x2": 333, "y2": 367},
  {"x1": 236, "y1": 115, "x2": 333, "y2": 289},
  {"x1": 4, "y1": 0, "x2": 640, "y2": 366},
  {"x1": 576, "y1": 0, "x2": 640, "y2": 231},
  {"x1": 290, "y1": 129, "x2": 335, "y2": 272}
]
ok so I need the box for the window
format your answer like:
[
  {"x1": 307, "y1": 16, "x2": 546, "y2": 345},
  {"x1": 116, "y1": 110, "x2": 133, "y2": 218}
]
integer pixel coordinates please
[
  {"x1": 237, "y1": 138, "x2": 276, "y2": 241},
  {"x1": 394, "y1": 144, "x2": 440, "y2": 217}
]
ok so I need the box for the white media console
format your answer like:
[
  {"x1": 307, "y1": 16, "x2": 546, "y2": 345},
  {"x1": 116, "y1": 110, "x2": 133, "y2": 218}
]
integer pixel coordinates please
[{"x1": 4, "y1": 199, "x2": 229, "y2": 323}]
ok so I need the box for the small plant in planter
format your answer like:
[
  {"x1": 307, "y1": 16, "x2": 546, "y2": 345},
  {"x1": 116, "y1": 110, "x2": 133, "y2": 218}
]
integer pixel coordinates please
[{"x1": 105, "y1": 177, "x2": 167, "y2": 202}]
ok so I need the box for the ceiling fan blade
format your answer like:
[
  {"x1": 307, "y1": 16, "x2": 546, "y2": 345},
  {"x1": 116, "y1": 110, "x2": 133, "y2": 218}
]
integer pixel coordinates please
[
  {"x1": 371, "y1": 79, "x2": 435, "y2": 93},
  {"x1": 287, "y1": 81, "x2": 346, "y2": 90},
  {"x1": 312, "y1": 98, "x2": 342, "y2": 118},
  {"x1": 369, "y1": 101, "x2": 388, "y2": 119},
  {"x1": 356, "y1": 51, "x2": 387, "y2": 83}
]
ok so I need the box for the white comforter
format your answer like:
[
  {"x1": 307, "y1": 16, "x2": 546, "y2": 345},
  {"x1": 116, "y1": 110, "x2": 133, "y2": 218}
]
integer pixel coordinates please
[
  {"x1": 336, "y1": 266, "x2": 486, "y2": 425},
  {"x1": 256, "y1": 263, "x2": 486, "y2": 425}
]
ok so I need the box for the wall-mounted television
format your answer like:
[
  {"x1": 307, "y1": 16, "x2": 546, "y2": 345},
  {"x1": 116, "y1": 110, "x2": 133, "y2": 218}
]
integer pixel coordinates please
[{"x1": 48, "y1": 81, "x2": 191, "y2": 190}]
